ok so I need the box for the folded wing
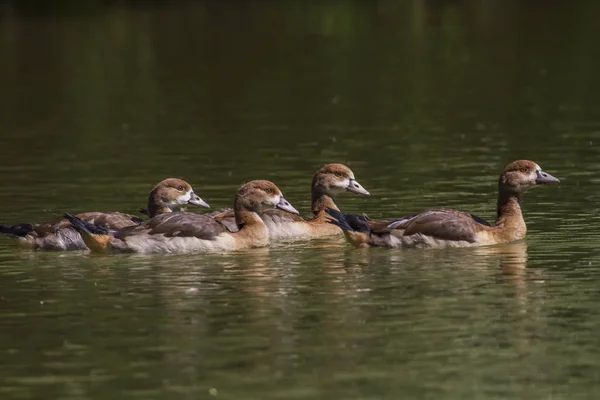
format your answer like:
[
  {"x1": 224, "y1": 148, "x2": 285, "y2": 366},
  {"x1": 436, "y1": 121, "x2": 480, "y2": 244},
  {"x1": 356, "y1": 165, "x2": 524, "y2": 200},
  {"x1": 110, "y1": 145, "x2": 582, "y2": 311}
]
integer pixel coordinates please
[
  {"x1": 115, "y1": 212, "x2": 227, "y2": 240},
  {"x1": 388, "y1": 209, "x2": 490, "y2": 242}
]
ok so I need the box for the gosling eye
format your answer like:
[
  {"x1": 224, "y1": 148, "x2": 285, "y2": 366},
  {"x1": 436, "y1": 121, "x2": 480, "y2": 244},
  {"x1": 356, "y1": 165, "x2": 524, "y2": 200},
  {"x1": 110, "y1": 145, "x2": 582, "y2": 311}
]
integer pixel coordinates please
[
  {"x1": 334, "y1": 172, "x2": 343, "y2": 178},
  {"x1": 264, "y1": 188, "x2": 273, "y2": 194},
  {"x1": 177, "y1": 185, "x2": 185, "y2": 191},
  {"x1": 519, "y1": 168, "x2": 529, "y2": 173}
]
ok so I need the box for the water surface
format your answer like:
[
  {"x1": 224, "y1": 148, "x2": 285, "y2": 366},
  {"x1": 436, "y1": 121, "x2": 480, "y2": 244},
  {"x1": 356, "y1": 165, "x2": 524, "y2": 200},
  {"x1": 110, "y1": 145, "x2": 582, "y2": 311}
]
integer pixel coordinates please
[{"x1": 1, "y1": 1, "x2": 600, "y2": 399}]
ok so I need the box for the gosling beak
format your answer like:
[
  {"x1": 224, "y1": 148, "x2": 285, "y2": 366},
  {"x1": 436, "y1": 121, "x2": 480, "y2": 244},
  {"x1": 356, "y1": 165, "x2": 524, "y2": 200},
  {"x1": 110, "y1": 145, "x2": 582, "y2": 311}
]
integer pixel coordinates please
[
  {"x1": 535, "y1": 170, "x2": 560, "y2": 185},
  {"x1": 277, "y1": 196, "x2": 300, "y2": 214},
  {"x1": 188, "y1": 192, "x2": 210, "y2": 208},
  {"x1": 346, "y1": 179, "x2": 370, "y2": 195}
]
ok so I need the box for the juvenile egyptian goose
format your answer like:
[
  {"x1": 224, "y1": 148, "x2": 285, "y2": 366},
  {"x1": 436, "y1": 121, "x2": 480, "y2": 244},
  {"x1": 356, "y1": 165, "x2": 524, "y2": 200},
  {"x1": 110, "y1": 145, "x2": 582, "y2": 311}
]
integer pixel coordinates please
[
  {"x1": 212, "y1": 163, "x2": 369, "y2": 240},
  {"x1": 0, "y1": 178, "x2": 209, "y2": 250},
  {"x1": 326, "y1": 160, "x2": 559, "y2": 249},
  {"x1": 64, "y1": 180, "x2": 299, "y2": 254}
]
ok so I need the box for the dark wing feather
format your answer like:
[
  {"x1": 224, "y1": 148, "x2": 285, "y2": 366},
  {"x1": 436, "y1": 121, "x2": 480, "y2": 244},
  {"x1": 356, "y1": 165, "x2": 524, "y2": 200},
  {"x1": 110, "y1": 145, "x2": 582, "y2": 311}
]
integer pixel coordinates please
[
  {"x1": 326, "y1": 208, "x2": 396, "y2": 234},
  {"x1": 130, "y1": 216, "x2": 146, "y2": 224},
  {"x1": 205, "y1": 208, "x2": 234, "y2": 218},
  {"x1": 116, "y1": 212, "x2": 227, "y2": 241},
  {"x1": 325, "y1": 209, "x2": 368, "y2": 232},
  {"x1": 76, "y1": 212, "x2": 142, "y2": 229},
  {"x1": 365, "y1": 214, "x2": 417, "y2": 234},
  {"x1": 199, "y1": 208, "x2": 239, "y2": 232},
  {"x1": 469, "y1": 213, "x2": 491, "y2": 227},
  {"x1": 31, "y1": 222, "x2": 66, "y2": 236},
  {"x1": 395, "y1": 209, "x2": 489, "y2": 242},
  {"x1": 209, "y1": 209, "x2": 239, "y2": 233},
  {"x1": 261, "y1": 209, "x2": 306, "y2": 224},
  {"x1": 11, "y1": 212, "x2": 140, "y2": 237},
  {"x1": 367, "y1": 220, "x2": 400, "y2": 234},
  {"x1": 0, "y1": 223, "x2": 35, "y2": 238},
  {"x1": 209, "y1": 208, "x2": 305, "y2": 233}
]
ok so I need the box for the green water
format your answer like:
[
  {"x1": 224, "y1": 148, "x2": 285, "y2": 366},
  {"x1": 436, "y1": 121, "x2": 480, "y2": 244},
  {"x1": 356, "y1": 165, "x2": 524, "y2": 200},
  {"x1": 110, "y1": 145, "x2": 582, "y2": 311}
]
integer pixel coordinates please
[{"x1": 2, "y1": 1, "x2": 600, "y2": 398}]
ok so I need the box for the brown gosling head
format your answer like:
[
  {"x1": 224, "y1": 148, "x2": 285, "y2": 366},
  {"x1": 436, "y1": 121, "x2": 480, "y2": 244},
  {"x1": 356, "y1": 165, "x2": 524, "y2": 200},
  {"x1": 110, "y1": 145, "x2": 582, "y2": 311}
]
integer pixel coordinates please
[
  {"x1": 313, "y1": 163, "x2": 370, "y2": 196},
  {"x1": 499, "y1": 160, "x2": 560, "y2": 194},
  {"x1": 150, "y1": 178, "x2": 210, "y2": 210},
  {"x1": 236, "y1": 180, "x2": 299, "y2": 214}
]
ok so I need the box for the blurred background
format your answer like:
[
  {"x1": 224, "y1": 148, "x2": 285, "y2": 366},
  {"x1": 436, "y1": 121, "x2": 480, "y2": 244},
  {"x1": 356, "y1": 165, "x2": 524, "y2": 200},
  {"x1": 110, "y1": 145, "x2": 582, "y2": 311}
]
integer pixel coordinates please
[
  {"x1": 2, "y1": 1, "x2": 600, "y2": 399},
  {"x1": 0, "y1": 0, "x2": 598, "y2": 212}
]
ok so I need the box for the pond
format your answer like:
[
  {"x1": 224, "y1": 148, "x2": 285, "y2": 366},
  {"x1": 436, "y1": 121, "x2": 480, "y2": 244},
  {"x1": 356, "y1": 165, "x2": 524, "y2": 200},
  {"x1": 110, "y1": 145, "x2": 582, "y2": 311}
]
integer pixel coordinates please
[{"x1": 1, "y1": 1, "x2": 600, "y2": 399}]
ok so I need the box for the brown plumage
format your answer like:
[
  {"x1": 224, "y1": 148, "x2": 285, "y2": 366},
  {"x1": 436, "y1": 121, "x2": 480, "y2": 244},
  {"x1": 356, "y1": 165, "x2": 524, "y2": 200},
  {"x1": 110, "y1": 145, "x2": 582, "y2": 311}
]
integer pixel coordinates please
[
  {"x1": 66, "y1": 180, "x2": 300, "y2": 254},
  {"x1": 0, "y1": 178, "x2": 209, "y2": 250},
  {"x1": 327, "y1": 160, "x2": 559, "y2": 249},
  {"x1": 212, "y1": 163, "x2": 370, "y2": 240}
]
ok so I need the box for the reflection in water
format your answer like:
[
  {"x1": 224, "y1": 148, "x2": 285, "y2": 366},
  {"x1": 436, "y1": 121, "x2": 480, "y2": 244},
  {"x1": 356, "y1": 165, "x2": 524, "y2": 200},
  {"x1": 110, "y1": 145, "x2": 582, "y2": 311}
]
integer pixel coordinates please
[
  {"x1": 471, "y1": 240, "x2": 528, "y2": 277},
  {"x1": 137, "y1": 239, "x2": 555, "y2": 400},
  {"x1": 2, "y1": 1, "x2": 600, "y2": 399}
]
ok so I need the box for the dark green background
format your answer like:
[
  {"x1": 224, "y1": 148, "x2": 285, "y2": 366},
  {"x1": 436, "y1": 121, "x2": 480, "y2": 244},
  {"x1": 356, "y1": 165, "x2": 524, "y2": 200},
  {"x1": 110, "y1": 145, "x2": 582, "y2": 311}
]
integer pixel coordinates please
[{"x1": 1, "y1": 1, "x2": 599, "y2": 399}]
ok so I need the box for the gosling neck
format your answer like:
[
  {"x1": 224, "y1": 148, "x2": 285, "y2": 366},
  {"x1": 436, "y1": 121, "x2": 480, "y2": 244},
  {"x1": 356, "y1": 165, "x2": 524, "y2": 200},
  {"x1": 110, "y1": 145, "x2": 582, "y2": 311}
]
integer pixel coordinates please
[
  {"x1": 147, "y1": 199, "x2": 172, "y2": 218},
  {"x1": 311, "y1": 187, "x2": 339, "y2": 216},
  {"x1": 496, "y1": 189, "x2": 522, "y2": 221},
  {"x1": 234, "y1": 196, "x2": 264, "y2": 229},
  {"x1": 495, "y1": 187, "x2": 526, "y2": 240}
]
